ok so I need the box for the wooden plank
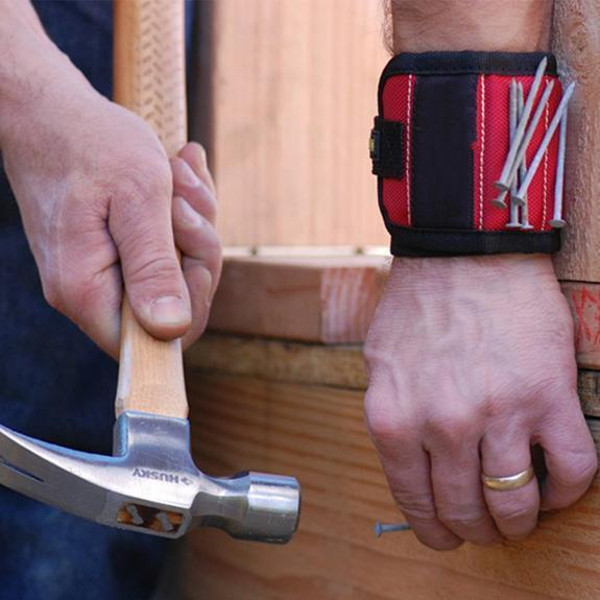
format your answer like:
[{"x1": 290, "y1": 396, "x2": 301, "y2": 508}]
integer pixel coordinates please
[
  {"x1": 563, "y1": 282, "x2": 600, "y2": 370},
  {"x1": 580, "y1": 369, "x2": 600, "y2": 418},
  {"x1": 207, "y1": 255, "x2": 388, "y2": 343},
  {"x1": 552, "y1": 0, "x2": 600, "y2": 282},
  {"x1": 208, "y1": 256, "x2": 600, "y2": 368},
  {"x1": 185, "y1": 334, "x2": 600, "y2": 417},
  {"x1": 183, "y1": 373, "x2": 600, "y2": 600},
  {"x1": 200, "y1": 0, "x2": 389, "y2": 248},
  {"x1": 185, "y1": 334, "x2": 367, "y2": 390}
]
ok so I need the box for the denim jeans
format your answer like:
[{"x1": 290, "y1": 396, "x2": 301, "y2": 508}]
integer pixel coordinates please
[{"x1": 0, "y1": 2, "x2": 188, "y2": 597}]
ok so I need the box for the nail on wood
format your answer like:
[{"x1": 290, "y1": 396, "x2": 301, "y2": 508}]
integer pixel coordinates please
[{"x1": 374, "y1": 522, "x2": 412, "y2": 537}]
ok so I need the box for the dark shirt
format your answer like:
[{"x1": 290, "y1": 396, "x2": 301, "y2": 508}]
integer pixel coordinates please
[{"x1": 0, "y1": 2, "x2": 178, "y2": 598}]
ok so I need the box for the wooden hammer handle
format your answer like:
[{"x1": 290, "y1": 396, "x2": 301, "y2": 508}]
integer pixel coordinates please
[{"x1": 113, "y1": 0, "x2": 188, "y2": 419}]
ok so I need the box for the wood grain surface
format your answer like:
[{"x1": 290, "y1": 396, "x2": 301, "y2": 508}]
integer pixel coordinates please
[
  {"x1": 185, "y1": 334, "x2": 368, "y2": 390},
  {"x1": 113, "y1": 0, "x2": 188, "y2": 418},
  {"x1": 208, "y1": 256, "x2": 600, "y2": 369},
  {"x1": 563, "y1": 281, "x2": 600, "y2": 370},
  {"x1": 552, "y1": 0, "x2": 600, "y2": 282},
  {"x1": 186, "y1": 333, "x2": 600, "y2": 417},
  {"x1": 200, "y1": 0, "x2": 389, "y2": 248},
  {"x1": 183, "y1": 372, "x2": 600, "y2": 600},
  {"x1": 208, "y1": 255, "x2": 389, "y2": 343}
]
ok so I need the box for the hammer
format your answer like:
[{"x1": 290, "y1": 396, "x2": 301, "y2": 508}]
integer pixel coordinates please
[{"x1": 0, "y1": 0, "x2": 301, "y2": 543}]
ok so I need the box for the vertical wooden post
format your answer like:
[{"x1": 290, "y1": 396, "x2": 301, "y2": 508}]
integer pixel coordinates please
[{"x1": 553, "y1": 0, "x2": 600, "y2": 282}]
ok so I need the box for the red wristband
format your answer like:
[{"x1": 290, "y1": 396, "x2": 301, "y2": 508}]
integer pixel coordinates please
[{"x1": 370, "y1": 52, "x2": 568, "y2": 256}]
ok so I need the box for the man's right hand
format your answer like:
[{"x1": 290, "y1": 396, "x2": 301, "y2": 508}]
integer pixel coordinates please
[{"x1": 1, "y1": 41, "x2": 221, "y2": 358}]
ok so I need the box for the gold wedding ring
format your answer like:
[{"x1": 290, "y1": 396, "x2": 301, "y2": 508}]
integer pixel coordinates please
[{"x1": 481, "y1": 466, "x2": 535, "y2": 491}]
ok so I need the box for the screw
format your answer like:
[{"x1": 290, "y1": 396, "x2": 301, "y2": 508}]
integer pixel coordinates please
[
  {"x1": 495, "y1": 57, "x2": 548, "y2": 191},
  {"x1": 513, "y1": 82, "x2": 575, "y2": 204},
  {"x1": 374, "y1": 521, "x2": 412, "y2": 537},
  {"x1": 550, "y1": 107, "x2": 568, "y2": 229}
]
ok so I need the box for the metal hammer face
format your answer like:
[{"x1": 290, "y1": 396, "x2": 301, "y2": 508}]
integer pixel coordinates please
[{"x1": 0, "y1": 412, "x2": 300, "y2": 543}]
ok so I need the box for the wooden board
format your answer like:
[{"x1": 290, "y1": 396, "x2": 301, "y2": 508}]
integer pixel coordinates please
[
  {"x1": 208, "y1": 256, "x2": 600, "y2": 368},
  {"x1": 552, "y1": 0, "x2": 600, "y2": 282},
  {"x1": 183, "y1": 372, "x2": 600, "y2": 600},
  {"x1": 191, "y1": 0, "x2": 389, "y2": 248},
  {"x1": 563, "y1": 282, "x2": 600, "y2": 370},
  {"x1": 207, "y1": 255, "x2": 388, "y2": 344},
  {"x1": 186, "y1": 333, "x2": 600, "y2": 417},
  {"x1": 185, "y1": 334, "x2": 367, "y2": 390}
]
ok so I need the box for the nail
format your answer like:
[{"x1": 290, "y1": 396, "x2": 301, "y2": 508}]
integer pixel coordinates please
[
  {"x1": 550, "y1": 109, "x2": 568, "y2": 228},
  {"x1": 517, "y1": 83, "x2": 533, "y2": 230},
  {"x1": 150, "y1": 295, "x2": 189, "y2": 326},
  {"x1": 504, "y1": 80, "x2": 555, "y2": 198},
  {"x1": 495, "y1": 57, "x2": 548, "y2": 190},
  {"x1": 506, "y1": 81, "x2": 522, "y2": 227},
  {"x1": 494, "y1": 80, "x2": 518, "y2": 210},
  {"x1": 492, "y1": 191, "x2": 509, "y2": 210},
  {"x1": 374, "y1": 522, "x2": 412, "y2": 537},
  {"x1": 513, "y1": 82, "x2": 575, "y2": 204}
]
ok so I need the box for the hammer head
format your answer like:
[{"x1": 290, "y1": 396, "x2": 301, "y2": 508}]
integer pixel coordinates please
[{"x1": 0, "y1": 412, "x2": 300, "y2": 543}]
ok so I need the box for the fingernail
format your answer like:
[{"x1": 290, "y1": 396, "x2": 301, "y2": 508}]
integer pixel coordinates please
[
  {"x1": 176, "y1": 159, "x2": 200, "y2": 187},
  {"x1": 150, "y1": 295, "x2": 189, "y2": 326},
  {"x1": 177, "y1": 197, "x2": 203, "y2": 226}
]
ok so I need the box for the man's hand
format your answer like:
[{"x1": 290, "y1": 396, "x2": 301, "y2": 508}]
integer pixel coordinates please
[
  {"x1": 364, "y1": 255, "x2": 597, "y2": 549},
  {"x1": 0, "y1": 35, "x2": 220, "y2": 357}
]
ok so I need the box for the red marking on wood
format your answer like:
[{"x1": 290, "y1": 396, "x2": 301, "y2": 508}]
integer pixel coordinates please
[{"x1": 563, "y1": 283, "x2": 600, "y2": 368}]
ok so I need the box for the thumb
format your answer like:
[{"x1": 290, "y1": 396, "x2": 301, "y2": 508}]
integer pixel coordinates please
[{"x1": 109, "y1": 177, "x2": 191, "y2": 340}]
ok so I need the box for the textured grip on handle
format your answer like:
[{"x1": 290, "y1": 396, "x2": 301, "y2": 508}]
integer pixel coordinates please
[{"x1": 113, "y1": 0, "x2": 188, "y2": 418}]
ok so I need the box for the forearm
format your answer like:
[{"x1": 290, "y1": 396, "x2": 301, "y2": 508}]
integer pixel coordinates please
[
  {"x1": 0, "y1": 0, "x2": 92, "y2": 147},
  {"x1": 389, "y1": 0, "x2": 552, "y2": 53}
]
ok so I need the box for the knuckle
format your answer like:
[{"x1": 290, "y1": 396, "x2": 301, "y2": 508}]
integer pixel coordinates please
[
  {"x1": 202, "y1": 194, "x2": 218, "y2": 223},
  {"x1": 490, "y1": 499, "x2": 533, "y2": 523},
  {"x1": 366, "y1": 408, "x2": 416, "y2": 447},
  {"x1": 126, "y1": 170, "x2": 170, "y2": 206},
  {"x1": 425, "y1": 409, "x2": 476, "y2": 446},
  {"x1": 437, "y1": 508, "x2": 489, "y2": 531},
  {"x1": 127, "y1": 253, "x2": 181, "y2": 288},
  {"x1": 393, "y1": 493, "x2": 436, "y2": 523},
  {"x1": 109, "y1": 163, "x2": 172, "y2": 219},
  {"x1": 555, "y1": 451, "x2": 598, "y2": 488}
]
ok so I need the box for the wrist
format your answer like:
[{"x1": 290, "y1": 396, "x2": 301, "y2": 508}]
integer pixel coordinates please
[
  {"x1": 387, "y1": 254, "x2": 558, "y2": 294},
  {"x1": 0, "y1": 16, "x2": 94, "y2": 149},
  {"x1": 389, "y1": 0, "x2": 552, "y2": 54}
]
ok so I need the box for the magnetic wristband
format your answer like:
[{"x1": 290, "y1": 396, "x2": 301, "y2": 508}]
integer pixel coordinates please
[{"x1": 370, "y1": 51, "x2": 569, "y2": 257}]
